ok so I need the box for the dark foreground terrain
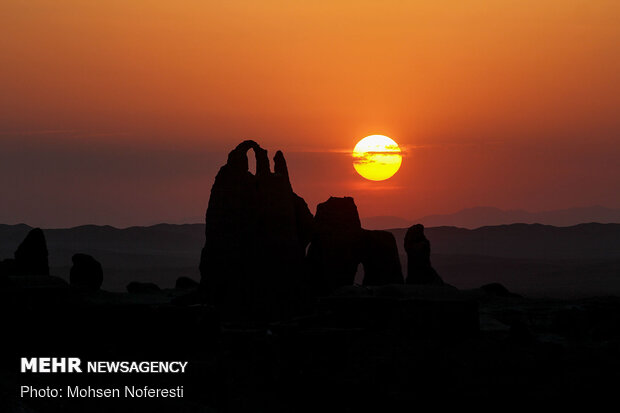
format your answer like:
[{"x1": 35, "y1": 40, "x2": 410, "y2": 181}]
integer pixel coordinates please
[{"x1": 2, "y1": 279, "x2": 620, "y2": 412}]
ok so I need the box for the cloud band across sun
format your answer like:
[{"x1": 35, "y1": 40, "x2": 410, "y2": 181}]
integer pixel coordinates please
[{"x1": 352, "y1": 135, "x2": 402, "y2": 181}]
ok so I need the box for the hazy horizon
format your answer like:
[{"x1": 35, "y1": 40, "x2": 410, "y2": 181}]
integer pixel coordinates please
[{"x1": 3, "y1": 204, "x2": 620, "y2": 230}]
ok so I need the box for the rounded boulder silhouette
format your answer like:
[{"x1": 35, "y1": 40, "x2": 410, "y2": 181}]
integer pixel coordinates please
[{"x1": 70, "y1": 253, "x2": 103, "y2": 290}]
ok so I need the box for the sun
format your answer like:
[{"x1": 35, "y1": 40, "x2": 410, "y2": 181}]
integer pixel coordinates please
[{"x1": 352, "y1": 135, "x2": 402, "y2": 181}]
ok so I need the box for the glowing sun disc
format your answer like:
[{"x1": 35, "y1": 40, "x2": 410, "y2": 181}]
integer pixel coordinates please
[{"x1": 352, "y1": 135, "x2": 402, "y2": 181}]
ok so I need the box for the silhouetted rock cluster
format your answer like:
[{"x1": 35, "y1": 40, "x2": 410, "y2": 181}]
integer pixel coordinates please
[
  {"x1": 199, "y1": 141, "x2": 451, "y2": 322},
  {"x1": 0, "y1": 228, "x2": 49, "y2": 276},
  {"x1": 361, "y1": 229, "x2": 404, "y2": 286},
  {"x1": 404, "y1": 224, "x2": 443, "y2": 285},
  {"x1": 199, "y1": 140, "x2": 313, "y2": 321},
  {"x1": 70, "y1": 253, "x2": 103, "y2": 290}
]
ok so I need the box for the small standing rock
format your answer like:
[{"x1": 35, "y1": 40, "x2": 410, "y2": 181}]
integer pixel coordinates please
[
  {"x1": 14, "y1": 228, "x2": 49, "y2": 276},
  {"x1": 404, "y1": 224, "x2": 443, "y2": 285},
  {"x1": 70, "y1": 253, "x2": 103, "y2": 290}
]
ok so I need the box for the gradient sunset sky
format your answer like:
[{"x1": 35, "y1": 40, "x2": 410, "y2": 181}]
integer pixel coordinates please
[{"x1": 1, "y1": 1, "x2": 619, "y2": 227}]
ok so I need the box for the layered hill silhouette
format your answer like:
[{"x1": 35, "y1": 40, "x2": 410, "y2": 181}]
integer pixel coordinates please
[
  {"x1": 2, "y1": 221, "x2": 619, "y2": 297},
  {"x1": 362, "y1": 205, "x2": 620, "y2": 229}
]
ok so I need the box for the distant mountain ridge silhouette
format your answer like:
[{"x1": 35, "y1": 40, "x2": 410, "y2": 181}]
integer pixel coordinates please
[
  {"x1": 2, "y1": 222, "x2": 619, "y2": 262},
  {"x1": 362, "y1": 205, "x2": 620, "y2": 229},
  {"x1": 2, "y1": 222, "x2": 620, "y2": 297}
]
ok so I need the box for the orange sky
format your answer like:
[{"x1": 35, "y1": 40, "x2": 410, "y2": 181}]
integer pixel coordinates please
[{"x1": 1, "y1": 1, "x2": 619, "y2": 227}]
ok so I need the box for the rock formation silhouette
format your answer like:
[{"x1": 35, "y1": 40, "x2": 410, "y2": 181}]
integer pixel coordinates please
[
  {"x1": 70, "y1": 253, "x2": 103, "y2": 290},
  {"x1": 361, "y1": 230, "x2": 403, "y2": 286},
  {"x1": 307, "y1": 197, "x2": 364, "y2": 294},
  {"x1": 307, "y1": 196, "x2": 403, "y2": 294},
  {"x1": 0, "y1": 228, "x2": 49, "y2": 276},
  {"x1": 404, "y1": 224, "x2": 443, "y2": 285},
  {"x1": 199, "y1": 140, "x2": 313, "y2": 321}
]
